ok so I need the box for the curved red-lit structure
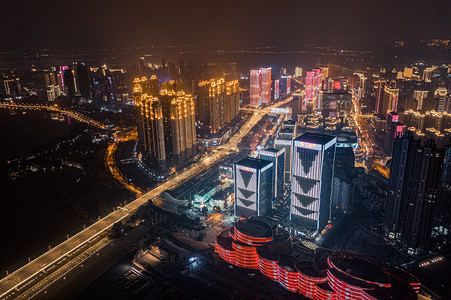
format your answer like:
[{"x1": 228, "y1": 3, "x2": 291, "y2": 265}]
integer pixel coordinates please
[
  {"x1": 278, "y1": 255, "x2": 299, "y2": 293},
  {"x1": 315, "y1": 282, "x2": 336, "y2": 300},
  {"x1": 327, "y1": 253, "x2": 391, "y2": 300},
  {"x1": 215, "y1": 218, "x2": 420, "y2": 300},
  {"x1": 257, "y1": 248, "x2": 279, "y2": 281}
]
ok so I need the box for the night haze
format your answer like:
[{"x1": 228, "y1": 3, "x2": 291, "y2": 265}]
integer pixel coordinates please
[
  {"x1": 0, "y1": 0, "x2": 450, "y2": 49},
  {"x1": 1, "y1": 1, "x2": 451, "y2": 300}
]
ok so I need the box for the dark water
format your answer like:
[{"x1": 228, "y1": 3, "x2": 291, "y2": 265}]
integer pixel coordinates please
[
  {"x1": 0, "y1": 110, "x2": 132, "y2": 273},
  {"x1": 0, "y1": 110, "x2": 74, "y2": 161}
]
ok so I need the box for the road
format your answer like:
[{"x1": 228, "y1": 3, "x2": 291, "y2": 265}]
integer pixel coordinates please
[
  {"x1": 350, "y1": 90, "x2": 390, "y2": 178},
  {"x1": 0, "y1": 101, "x2": 107, "y2": 129},
  {"x1": 0, "y1": 96, "x2": 293, "y2": 299}
]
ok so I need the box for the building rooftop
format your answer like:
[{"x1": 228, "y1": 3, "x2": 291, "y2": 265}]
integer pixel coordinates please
[
  {"x1": 260, "y1": 148, "x2": 284, "y2": 155},
  {"x1": 295, "y1": 132, "x2": 336, "y2": 145},
  {"x1": 235, "y1": 157, "x2": 272, "y2": 170}
]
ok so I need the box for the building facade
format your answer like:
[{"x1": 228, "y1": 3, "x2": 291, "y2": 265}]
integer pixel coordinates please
[
  {"x1": 290, "y1": 133, "x2": 337, "y2": 232},
  {"x1": 260, "y1": 148, "x2": 285, "y2": 203},
  {"x1": 384, "y1": 132, "x2": 445, "y2": 255},
  {"x1": 234, "y1": 157, "x2": 273, "y2": 218},
  {"x1": 250, "y1": 68, "x2": 271, "y2": 107}
]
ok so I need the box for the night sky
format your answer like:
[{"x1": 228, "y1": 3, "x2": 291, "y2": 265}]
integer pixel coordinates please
[{"x1": 0, "y1": 0, "x2": 450, "y2": 50}]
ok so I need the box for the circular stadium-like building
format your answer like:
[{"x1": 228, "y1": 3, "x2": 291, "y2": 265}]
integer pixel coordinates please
[{"x1": 215, "y1": 217, "x2": 420, "y2": 300}]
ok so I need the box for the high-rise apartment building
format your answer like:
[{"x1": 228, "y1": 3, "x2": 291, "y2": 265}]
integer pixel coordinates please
[
  {"x1": 292, "y1": 91, "x2": 305, "y2": 121},
  {"x1": 290, "y1": 133, "x2": 336, "y2": 232},
  {"x1": 250, "y1": 68, "x2": 271, "y2": 107},
  {"x1": 384, "y1": 132, "x2": 445, "y2": 255},
  {"x1": 134, "y1": 77, "x2": 196, "y2": 171},
  {"x1": 260, "y1": 148, "x2": 285, "y2": 203},
  {"x1": 377, "y1": 85, "x2": 399, "y2": 116},
  {"x1": 197, "y1": 79, "x2": 239, "y2": 134},
  {"x1": 423, "y1": 68, "x2": 434, "y2": 82},
  {"x1": 3, "y1": 78, "x2": 21, "y2": 97},
  {"x1": 234, "y1": 157, "x2": 273, "y2": 218},
  {"x1": 413, "y1": 90, "x2": 429, "y2": 111},
  {"x1": 435, "y1": 87, "x2": 448, "y2": 113},
  {"x1": 226, "y1": 79, "x2": 240, "y2": 123}
]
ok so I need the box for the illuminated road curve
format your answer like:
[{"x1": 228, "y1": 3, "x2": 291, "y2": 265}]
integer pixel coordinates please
[
  {"x1": 0, "y1": 96, "x2": 293, "y2": 299},
  {"x1": 0, "y1": 102, "x2": 108, "y2": 129}
]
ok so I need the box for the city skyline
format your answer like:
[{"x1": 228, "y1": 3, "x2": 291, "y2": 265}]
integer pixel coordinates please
[{"x1": 1, "y1": 2, "x2": 451, "y2": 299}]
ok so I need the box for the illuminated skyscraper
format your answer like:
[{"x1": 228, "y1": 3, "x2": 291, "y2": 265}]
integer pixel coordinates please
[
  {"x1": 292, "y1": 91, "x2": 305, "y2": 122},
  {"x1": 295, "y1": 67, "x2": 303, "y2": 78},
  {"x1": 290, "y1": 133, "x2": 336, "y2": 232},
  {"x1": 384, "y1": 132, "x2": 445, "y2": 255},
  {"x1": 134, "y1": 80, "x2": 166, "y2": 171},
  {"x1": 197, "y1": 79, "x2": 239, "y2": 133},
  {"x1": 134, "y1": 77, "x2": 196, "y2": 171},
  {"x1": 305, "y1": 69, "x2": 322, "y2": 109},
  {"x1": 384, "y1": 112, "x2": 403, "y2": 155},
  {"x1": 435, "y1": 87, "x2": 448, "y2": 113},
  {"x1": 353, "y1": 73, "x2": 367, "y2": 98},
  {"x1": 44, "y1": 72, "x2": 60, "y2": 102},
  {"x1": 260, "y1": 148, "x2": 285, "y2": 203},
  {"x1": 378, "y1": 85, "x2": 399, "y2": 116},
  {"x1": 275, "y1": 128, "x2": 295, "y2": 184},
  {"x1": 413, "y1": 90, "x2": 429, "y2": 110},
  {"x1": 250, "y1": 67, "x2": 271, "y2": 107},
  {"x1": 423, "y1": 68, "x2": 434, "y2": 82},
  {"x1": 3, "y1": 78, "x2": 21, "y2": 97},
  {"x1": 226, "y1": 79, "x2": 240, "y2": 123},
  {"x1": 234, "y1": 157, "x2": 273, "y2": 218}
]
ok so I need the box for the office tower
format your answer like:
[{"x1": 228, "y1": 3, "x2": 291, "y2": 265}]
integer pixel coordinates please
[
  {"x1": 435, "y1": 145, "x2": 451, "y2": 234},
  {"x1": 331, "y1": 175, "x2": 354, "y2": 213},
  {"x1": 423, "y1": 68, "x2": 434, "y2": 82},
  {"x1": 275, "y1": 128, "x2": 295, "y2": 184},
  {"x1": 234, "y1": 157, "x2": 273, "y2": 218},
  {"x1": 295, "y1": 67, "x2": 303, "y2": 78},
  {"x1": 384, "y1": 132, "x2": 445, "y2": 255},
  {"x1": 44, "y1": 72, "x2": 60, "y2": 102},
  {"x1": 250, "y1": 67, "x2": 271, "y2": 107},
  {"x1": 384, "y1": 112, "x2": 403, "y2": 155},
  {"x1": 280, "y1": 75, "x2": 292, "y2": 95},
  {"x1": 139, "y1": 57, "x2": 146, "y2": 72},
  {"x1": 305, "y1": 69, "x2": 322, "y2": 109},
  {"x1": 260, "y1": 148, "x2": 285, "y2": 203},
  {"x1": 413, "y1": 90, "x2": 429, "y2": 111},
  {"x1": 134, "y1": 77, "x2": 197, "y2": 171},
  {"x1": 75, "y1": 62, "x2": 91, "y2": 99},
  {"x1": 290, "y1": 133, "x2": 337, "y2": 231},
  {"x1": 3, "y1": 78, "x2": 21, "y2": 97},
  {"x1": 435, "y1": 87, "x2": 448, "y2": 113},
  {"x1": 292, "y1": 91, "x2": 305, "y2": 122},
  {"x1": 274, "y1": 79, "x2": 280, "y2": 100},
  {"x1": 59, "y1": 66, "x2": 69, "y2": 89},
  {"x1": 63, "y1": 68, "x2": 75, "y2": 100}
]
